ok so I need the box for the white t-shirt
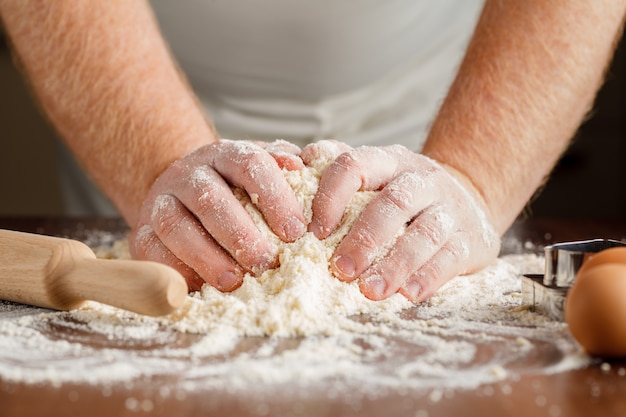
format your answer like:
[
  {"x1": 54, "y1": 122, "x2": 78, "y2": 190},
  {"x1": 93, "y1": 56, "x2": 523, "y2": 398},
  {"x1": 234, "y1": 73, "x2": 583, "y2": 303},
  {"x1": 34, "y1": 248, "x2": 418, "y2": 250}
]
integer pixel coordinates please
[
  {"x1": 151, "y1": 0, "x2": 483, "y2": 148},
  {"x1": 60, "y1": 0, "x2": 484, "y2": 215}
]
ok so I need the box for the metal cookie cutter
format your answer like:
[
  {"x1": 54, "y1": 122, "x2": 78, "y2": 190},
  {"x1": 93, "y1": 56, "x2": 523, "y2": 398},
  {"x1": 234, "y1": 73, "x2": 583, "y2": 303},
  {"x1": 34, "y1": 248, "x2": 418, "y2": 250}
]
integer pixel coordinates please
[{"x1": 521, "y1": 239, "x2": 626, "y2": 321}]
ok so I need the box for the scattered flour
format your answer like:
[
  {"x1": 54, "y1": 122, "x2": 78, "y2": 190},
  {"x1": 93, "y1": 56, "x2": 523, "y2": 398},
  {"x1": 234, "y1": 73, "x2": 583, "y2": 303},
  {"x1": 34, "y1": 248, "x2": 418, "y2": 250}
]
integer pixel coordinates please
[{"x1": 0, "y1": 154, "x2": 591, "y2": 395}]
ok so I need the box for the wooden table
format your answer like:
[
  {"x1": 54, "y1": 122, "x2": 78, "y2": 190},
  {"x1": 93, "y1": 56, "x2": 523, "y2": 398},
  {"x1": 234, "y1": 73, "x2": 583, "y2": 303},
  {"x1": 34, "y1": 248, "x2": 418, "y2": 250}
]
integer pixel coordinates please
[{"x1": 1, "y1": 217, "x2": 626, "y2": 417}]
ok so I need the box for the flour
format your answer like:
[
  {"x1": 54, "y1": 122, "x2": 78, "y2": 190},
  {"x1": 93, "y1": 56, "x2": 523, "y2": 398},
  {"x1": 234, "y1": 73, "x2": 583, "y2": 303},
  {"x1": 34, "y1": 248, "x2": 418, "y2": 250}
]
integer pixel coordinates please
[
  {"x1": 165, "y1": 157, "x2": 411, "y2": 338},
  {"x1": 0, "y1": 254, "x2": 588, "y2": 393},
  {"x1": 0, "y1": 153, "x2": 594, "y2": 395}
]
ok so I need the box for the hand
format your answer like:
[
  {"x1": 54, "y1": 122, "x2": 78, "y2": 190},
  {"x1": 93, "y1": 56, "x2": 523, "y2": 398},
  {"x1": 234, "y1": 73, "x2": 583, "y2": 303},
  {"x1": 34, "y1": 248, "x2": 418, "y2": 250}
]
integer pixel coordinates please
[
  {"x1": 306, "y1": 142, "x2": 501, "y2": 302},
  {"x1": 130, "y1": 139, "x2": 307, "y2": 292}
]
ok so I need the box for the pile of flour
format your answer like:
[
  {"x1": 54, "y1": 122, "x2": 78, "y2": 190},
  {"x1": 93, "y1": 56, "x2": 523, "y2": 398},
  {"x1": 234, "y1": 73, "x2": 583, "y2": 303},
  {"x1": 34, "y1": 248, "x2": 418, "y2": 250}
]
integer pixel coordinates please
[{"x1": 0, "y1": 151, "x2": 595, "y2": 393}]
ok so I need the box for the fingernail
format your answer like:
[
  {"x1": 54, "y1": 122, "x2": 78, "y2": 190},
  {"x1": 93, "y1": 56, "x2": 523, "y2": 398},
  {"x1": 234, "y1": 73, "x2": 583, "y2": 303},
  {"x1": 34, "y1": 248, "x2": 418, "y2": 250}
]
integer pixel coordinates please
[
  {"x1": 217, "y1": 271, "x2": 241, "y2": 292},
  {"x1": 403, "y1": 281, "x2": 422, "y2": 302},
  {"x1": 308, "y1": 218, "x2": 323, "y2": 237},
  {"x1": 363, "y1": 275, "x2": 387, "y2": 299},
  {"x1": 333, "y1": 255, "x2": 356, "y2": 280},
  {"x1": 284, "y1": 217, "x2": 306, "y2": 241}
]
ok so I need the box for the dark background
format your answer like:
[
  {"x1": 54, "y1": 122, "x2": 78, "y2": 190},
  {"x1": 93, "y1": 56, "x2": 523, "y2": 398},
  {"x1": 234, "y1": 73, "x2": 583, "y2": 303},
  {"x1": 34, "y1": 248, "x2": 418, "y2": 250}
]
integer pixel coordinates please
[{"x1": 1, "y1": 29, "x2": 625, "y2": 219}]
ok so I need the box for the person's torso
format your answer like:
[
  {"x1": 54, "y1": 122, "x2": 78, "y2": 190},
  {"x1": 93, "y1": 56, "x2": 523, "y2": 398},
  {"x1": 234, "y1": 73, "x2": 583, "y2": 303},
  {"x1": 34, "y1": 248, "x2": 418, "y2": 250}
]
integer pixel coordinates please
[{"x1": 150, "y1": 0, "x2": 483, "y2": 147}]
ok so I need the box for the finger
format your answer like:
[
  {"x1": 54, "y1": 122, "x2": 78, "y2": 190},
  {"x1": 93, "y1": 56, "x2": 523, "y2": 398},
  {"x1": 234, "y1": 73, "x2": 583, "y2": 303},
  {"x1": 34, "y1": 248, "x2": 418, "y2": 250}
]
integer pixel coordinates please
[
  {"x1": 149, "y1": 194, "x2": 249, "y2": 291},
  {"x1": 300, "y1": 139, "x2": 352, "y2": 168},
  {"x1": 399, "y1": 238, "x2": 470, "y2": 303},
  {"x1": 253, "y1": 139, "x2": 301, "y2": 155},
  {"x1": 170, "y1": 167, "x2": 279, "y2": 274},
  {"x1": 309, "y1": 147, "x2": 398, "y2": 239},
  {"x1": 263, "y1": 140, "x2": 304, "y2": 171},
  {"x1": 130, "y1": 225, "x2": 206, "y2": 293},
  {"x1": 329, "y1": 171, "x2": 441, "y2": 282},
  {"x1": 210, "y1": 141, "x2": 306, "y2": 242},
  {"x1": 354, "y1": 207, "x2": 455, "y2": 300},
  {"x1": 270, "y1": 153, "x2": 303, "y2": 171}
]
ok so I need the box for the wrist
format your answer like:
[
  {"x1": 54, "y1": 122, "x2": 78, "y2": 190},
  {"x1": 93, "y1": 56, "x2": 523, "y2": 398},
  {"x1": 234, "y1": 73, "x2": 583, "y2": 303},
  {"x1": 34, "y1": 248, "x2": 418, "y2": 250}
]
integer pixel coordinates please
[{"x1": 421, "y1": 153, "x2": 504, "y2": 236}]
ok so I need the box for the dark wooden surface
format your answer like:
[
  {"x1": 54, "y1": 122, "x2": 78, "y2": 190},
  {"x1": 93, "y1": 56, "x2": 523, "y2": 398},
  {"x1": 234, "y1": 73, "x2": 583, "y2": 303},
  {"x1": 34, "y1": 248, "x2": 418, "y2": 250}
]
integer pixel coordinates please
[{"x1": 1, "y1": 217, "x2": 626, "y2": 417}]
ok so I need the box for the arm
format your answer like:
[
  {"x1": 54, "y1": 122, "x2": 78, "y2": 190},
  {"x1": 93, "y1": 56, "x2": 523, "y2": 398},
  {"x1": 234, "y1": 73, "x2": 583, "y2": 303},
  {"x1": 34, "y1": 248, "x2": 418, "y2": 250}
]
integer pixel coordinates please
[
  {"x1": 0, "y1": 0, "x2": 215, "y2": 225},
  {"x1": 423, "y1": 0, "x2": 626, "y2": 234},
  {"x1": 0, "y1": 0, "x2": 306, "y2": 291},
  {"x1": 310, "y1": 0, "x2": 626, "y2": 302}
]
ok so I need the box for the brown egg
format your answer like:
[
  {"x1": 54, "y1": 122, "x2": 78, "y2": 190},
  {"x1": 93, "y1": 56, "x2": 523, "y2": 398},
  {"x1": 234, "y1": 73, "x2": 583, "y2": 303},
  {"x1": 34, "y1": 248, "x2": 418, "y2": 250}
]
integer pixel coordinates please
[
  {"x1": 577, "y1": 246, "x2": 626, "y2": 276},
  {"x1": 565, "y1": 263, "x2": 626, "y2": 357}
]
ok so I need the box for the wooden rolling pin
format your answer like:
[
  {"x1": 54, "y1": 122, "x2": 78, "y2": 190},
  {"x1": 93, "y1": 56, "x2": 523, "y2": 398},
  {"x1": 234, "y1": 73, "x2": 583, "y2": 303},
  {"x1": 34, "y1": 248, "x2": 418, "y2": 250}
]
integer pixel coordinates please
[{"x1": 0, "y1": 229, "x2": 188, "y2": 316}]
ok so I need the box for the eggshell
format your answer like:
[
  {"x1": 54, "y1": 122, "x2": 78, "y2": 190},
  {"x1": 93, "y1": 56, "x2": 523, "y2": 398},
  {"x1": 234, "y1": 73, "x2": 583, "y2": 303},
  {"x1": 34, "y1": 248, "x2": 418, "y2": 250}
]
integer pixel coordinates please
[
  {"x1": 577, "y1": 246, "x2": 626, "y2": 276},
  {"x1": 565, "y1": 263, "x2": 626, "y2": 357}
]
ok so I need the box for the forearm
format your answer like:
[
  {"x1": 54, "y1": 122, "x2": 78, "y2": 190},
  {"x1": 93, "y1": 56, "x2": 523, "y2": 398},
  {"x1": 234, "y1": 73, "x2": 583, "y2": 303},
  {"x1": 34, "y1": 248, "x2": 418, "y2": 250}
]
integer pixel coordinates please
[
  {"x1": 0, "y1": 0, "x2": 217, "y2": 225},
  {"x1": 423, "y1": 0, "x2": 626, "y2": 234}
]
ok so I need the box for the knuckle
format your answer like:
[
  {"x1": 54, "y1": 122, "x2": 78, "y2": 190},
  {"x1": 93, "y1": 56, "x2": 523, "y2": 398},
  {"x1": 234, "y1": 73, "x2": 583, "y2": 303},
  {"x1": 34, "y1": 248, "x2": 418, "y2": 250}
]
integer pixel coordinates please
[
  {"x1": 408, "y1": 207, "x2": 456, "y2": 253},
  {"x1": 380, "y1": 185, "x2": 414, "y2": 214},
  {"x1": 194, "y1": 190, "x2": 228, "y2": 220},
  {"x1": 189, "y1": 167, "x2": 220, "y2": 193},
  {"x1": 240, "y1": 148, "x2": 267, "y2": 168},
  {"x1": 150, "y1": 195, "x2": 184, "y2": 240},
  {"x1": 189, "y1": 176, "x2": 237, "y2": 221},
  {"x1": 231, "y1": 145, "x2": 272, "y2": 175},
  {"x1": 130, "y1": 225, "x2": 155, "y2": 259},
  {"x1": 387, "y1": 250, "x2": 414, "y2": 276},
  {"x1": 320, "y1": 152, "x2": 365, "y2": 191},
  {"x1": 379, "y1": 172, "x2": 423, "y2": 214},
  {"x1": 416, "y1": 218, "x2": 447, "y2": 250},
  {"x1": 444, "y1": 237, "x2": 470, "y2": 263},
  {"x1": 353, "y1": 226, "x2": 379, "y2": 250},
  {"x1": 332, "y1": 152, "x2": 362, "y2": 175},
  {"x1": 215, "y1": 141, "x2": 277, "y2": 183}
]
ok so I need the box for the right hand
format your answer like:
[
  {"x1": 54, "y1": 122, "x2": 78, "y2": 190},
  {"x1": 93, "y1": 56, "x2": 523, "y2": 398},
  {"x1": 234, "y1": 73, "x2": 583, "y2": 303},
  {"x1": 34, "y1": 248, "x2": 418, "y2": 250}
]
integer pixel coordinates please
[
  {"x1": 304, "y1": 141, "x2": 501, "y2": 303},
  {"x1": 129, "y1": 139, "x2": 307, "y2": 292}
]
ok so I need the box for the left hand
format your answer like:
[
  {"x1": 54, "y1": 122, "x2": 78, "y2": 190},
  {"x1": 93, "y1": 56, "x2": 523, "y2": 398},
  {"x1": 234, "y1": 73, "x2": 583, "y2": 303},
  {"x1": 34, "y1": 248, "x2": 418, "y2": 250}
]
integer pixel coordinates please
[
  {"x1": 305, "y1": 141, "x2": 501, "y2": 302},
  {"x1": 130, "y1": 139, "x2": 306, "y2": 292}
]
